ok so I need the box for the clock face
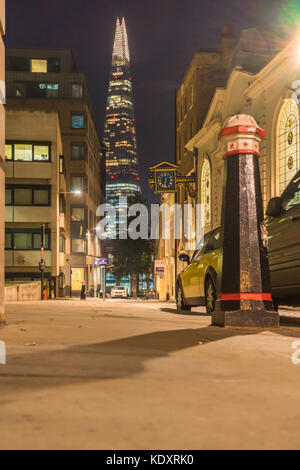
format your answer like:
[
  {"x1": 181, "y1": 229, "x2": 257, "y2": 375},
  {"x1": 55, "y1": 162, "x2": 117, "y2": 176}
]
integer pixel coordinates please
[{"x1": 156, "y1": 171, "x2": 175, "y2": 191}]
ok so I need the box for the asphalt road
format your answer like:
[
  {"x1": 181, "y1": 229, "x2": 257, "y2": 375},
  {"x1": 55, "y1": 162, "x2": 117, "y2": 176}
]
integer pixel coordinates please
[{"x1": 1, "y1": 299, "x2": 300, "y2": 450}]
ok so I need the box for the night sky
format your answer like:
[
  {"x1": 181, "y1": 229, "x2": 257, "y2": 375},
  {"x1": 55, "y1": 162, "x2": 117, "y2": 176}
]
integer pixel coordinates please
[{"x1": 5, "y1": 0, "x2": 295, "y2": 203}]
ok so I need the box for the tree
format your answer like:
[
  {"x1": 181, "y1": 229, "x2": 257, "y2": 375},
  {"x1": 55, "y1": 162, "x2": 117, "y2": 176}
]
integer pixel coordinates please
[{"x1": 112, "y1": 237, "x2": 153, "y2": 296}]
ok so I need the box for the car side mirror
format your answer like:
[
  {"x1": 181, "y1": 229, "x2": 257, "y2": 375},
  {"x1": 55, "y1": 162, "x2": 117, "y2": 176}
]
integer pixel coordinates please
[
  {"x1": 266, "y1": 197, "x2": 284, "y2": 217},
  {"x1": 179, "y1": 254, "x2": 190, "y2": 264}
]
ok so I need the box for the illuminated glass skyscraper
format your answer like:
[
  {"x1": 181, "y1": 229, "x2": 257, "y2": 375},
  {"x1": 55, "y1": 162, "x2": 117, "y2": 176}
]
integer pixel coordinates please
[{"x1": 104, "y1": 17, "x2": 141, "y2": 213}]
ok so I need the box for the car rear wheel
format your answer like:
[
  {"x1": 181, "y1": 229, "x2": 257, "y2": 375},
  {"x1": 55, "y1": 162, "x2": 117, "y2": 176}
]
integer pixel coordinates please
[
  {"x1": 176, "y1": 284, "x2": 191, "y2": 311},
  {"x1": 205, "y1": 277, "x2": 216, "y2": 315}
]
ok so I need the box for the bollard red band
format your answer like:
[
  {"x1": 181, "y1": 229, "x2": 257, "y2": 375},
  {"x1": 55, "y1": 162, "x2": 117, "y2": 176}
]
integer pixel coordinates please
[
  {"x1": 219, "y1": 125, "x2": 265, "y2": 139},
  {"x1": 223, "y1": 149, "x2": 261, "y2": 160},
  {"x1": 219, "y1": 293, "x2": 272, "y2": 301}
]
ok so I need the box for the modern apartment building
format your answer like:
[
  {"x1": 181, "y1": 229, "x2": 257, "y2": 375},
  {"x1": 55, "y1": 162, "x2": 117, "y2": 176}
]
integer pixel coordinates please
[
  {"x1": 5, "y1": 47, "x2": 105, "y2": 296},
  {"x1": 0, "y1": 0, "x2": 5, "y2": 322}
]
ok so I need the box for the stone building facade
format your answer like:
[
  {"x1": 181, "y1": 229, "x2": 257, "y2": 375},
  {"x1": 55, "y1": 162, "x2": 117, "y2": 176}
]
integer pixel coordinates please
[
  {"x1": 154, "y1": 27, "x2": 284, "y2": 300},
  {"x1": 187, "y1": 39, "x2": 300, "y2": 235},
  {"x1": 4, "y1": 110, "x2": 64, "y2": 296},
  {"x1": 0, "y1": 0, "x2": 5, "y2": 322},
  {"x1": 5, "y1": 47, "x2": 105, "y2": 296}
]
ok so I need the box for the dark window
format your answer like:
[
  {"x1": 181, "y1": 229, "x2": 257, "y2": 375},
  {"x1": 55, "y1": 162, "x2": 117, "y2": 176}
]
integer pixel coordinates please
[
  {"x1": 71, "y1": 143, "x2": 87, "y2": 161},
  {"x1": 5, "y1": 233, "x2": 12, "y2": 250},
  {"x1": 205, "y1": 230, "x2": 221, "y2": 254},
  {"x1": 15, "y1": 188, "x2": 32, "y2": 205},
  {"x1": 59, "y1": 194, "x2": 66, "y2": 214},
  {"x1": 59, "y1": 235, "x2": 66, "y2": 253},
  {"x1": 5, "y1": 230, "x2": 50, "y2": 251},
  {"x1": 6, "y1": 56, "x2": 30, "y2": 72},
  {"x1": 5, "y1": 189, "x2": 12, "y2": 206},
  {"x1": 59, "y1": 272, "x2": 65, "y2": 288},
  {"x1": 26, "y1": 82, "x2": 59, "y2": 98},
  {"x1": 71, "y1": 238, "x2": 86, "y2": 254},
  {"x1": 71, "y1": 207, "x2": 85, "y2": 222},
  {"x1": 33, "y1": 189, "x2": 49, "y2": 205},
  {"x1": 72, "y1": 84, "x2": 83, "y2": 98},
  {"x1": 6, "y1": 186, "x2": 51, "y2": 206},
  {"x1": 71, "y1": 175, "x2": 88, "y2": 193},
  {"x1": 47, "y1": 58, "x2": 61, "y2": 72}
]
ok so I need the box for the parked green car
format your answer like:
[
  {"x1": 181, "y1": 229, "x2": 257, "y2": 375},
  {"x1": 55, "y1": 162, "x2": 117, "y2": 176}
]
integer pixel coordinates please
[{"x1": 177, "y1": 170, "x2": 300, "y2": 313}]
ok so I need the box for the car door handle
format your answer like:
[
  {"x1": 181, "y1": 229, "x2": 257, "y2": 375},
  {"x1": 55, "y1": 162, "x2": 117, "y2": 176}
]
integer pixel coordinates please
[{"x1": 291, "y1": 216, "x2": 300, "y2": 222}]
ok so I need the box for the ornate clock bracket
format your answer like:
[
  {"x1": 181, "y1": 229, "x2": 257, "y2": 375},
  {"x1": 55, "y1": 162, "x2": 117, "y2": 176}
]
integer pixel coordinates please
[{"x1": 148, "y1": 161, "x2": 196, "y2": 197}]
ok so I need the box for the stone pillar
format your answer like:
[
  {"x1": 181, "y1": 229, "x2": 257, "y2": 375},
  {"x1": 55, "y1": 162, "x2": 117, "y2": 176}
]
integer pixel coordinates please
[{"x1": 212, "y1": 114, "x2": 279, "y2": 328}]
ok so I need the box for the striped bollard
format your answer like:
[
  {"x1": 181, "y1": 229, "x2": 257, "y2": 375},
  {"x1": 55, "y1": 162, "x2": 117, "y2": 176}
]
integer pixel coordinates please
[{"x1": 212, "y1": 114, "x2": 279, "y2": 328}]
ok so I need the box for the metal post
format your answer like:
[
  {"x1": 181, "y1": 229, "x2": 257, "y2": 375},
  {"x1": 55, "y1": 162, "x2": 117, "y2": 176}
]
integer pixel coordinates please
[{"x1": 40, "y1": 224, "x2": 45, "y2": 300}]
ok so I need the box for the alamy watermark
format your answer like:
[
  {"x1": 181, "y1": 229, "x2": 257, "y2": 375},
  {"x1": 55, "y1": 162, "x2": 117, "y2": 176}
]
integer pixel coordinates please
[
  {"x1": 95, "y1": 197, "x2": 205, "y2": 251},
  {"x1": 291, "y1": 340, "x2": 300, "y2": 365},
  {"x1": 292, "y1": 80, "x2": 300, "y2": 105},
  {"x1": 0, "y1": 340, "x2": 6, "y2": 365},
  {"x1": 0, "y1": 81, "x2": 6, "y2": 105}
]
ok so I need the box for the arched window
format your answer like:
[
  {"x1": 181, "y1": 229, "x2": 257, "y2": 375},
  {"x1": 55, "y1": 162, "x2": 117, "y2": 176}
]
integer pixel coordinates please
[
  {"x1": 201, "y1": 158, "x2": 211, "y2": 226},
  {"x1": 277, "y1": 99, "x2": 300, "y2": 193}
]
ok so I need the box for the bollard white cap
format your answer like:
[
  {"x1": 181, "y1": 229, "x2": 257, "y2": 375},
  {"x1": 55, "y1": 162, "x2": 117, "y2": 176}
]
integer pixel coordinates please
[{"x1": 220, "y1": 113, "x2": 264, "y2": 160}]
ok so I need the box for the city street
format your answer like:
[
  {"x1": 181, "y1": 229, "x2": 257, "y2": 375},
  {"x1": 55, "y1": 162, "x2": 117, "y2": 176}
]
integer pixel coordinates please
[{"x1": 1, "y1": 299, "x2": 300, "y2": 449}]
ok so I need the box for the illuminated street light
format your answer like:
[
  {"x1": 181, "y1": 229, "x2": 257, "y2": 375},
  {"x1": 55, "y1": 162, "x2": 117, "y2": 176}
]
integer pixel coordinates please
[{"x1": 60, "y1": 190, "x2": 82, "y2": 195}]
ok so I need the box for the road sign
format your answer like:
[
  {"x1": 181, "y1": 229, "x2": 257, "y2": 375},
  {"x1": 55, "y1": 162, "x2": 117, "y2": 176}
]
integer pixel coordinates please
[{"x1": 155, "y1": 260, "x2": 165, "y2": 275}]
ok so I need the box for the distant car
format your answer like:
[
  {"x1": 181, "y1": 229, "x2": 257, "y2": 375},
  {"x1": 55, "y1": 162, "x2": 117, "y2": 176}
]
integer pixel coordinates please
[
  {"x1": 176, "y1": 169, "x2": 300, "y2": 313},
  {"x1": 111, "y1": 286, "x2": 128, "y2": 299}
]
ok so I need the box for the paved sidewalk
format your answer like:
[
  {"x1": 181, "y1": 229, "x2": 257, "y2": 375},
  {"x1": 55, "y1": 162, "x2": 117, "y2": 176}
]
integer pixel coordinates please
[{"x1": 1, "y1": 299, "x2": 300, "y2": 450}]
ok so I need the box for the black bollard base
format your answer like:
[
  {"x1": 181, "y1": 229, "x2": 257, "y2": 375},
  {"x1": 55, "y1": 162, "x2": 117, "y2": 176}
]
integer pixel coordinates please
[{"x1": 213, "y1": 303, "x2": 280, "y2": 328}]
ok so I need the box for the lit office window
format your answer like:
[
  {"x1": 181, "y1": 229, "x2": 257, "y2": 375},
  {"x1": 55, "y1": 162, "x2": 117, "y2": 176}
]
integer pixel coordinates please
[
  {"x1": 72, "y1": 114, "x2": 85, "y2": 129},
  {"x1": 5, "y1": 144, "x2": 13, "y2": 160},
  {"x1": 72, "y1": 84, "x2": 83, "y2": 98},
  {"x1": 38, "y1": 83, "x2": 59, "y2": 97},
  {"x1": 14, "y1": 144, "x2": 33, "y2": 161},
  {"x1": 31, "y1": 59, "x2": 47, "y2": 73},
  {"x1": 59, "y1": 155, "x2": 65, "y2": 174},
  {"x1": 34, "y1": 145, "x2": 50, "y2": 161}
]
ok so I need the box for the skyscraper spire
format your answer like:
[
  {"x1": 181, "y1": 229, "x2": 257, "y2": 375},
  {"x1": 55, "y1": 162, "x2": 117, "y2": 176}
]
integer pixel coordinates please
[
  {"x1": 112, "y1": 17, "x2": 130, "y2": 63},
  {"x1": 103, "y1": 18, "x2": 141, "y2": 236}
]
